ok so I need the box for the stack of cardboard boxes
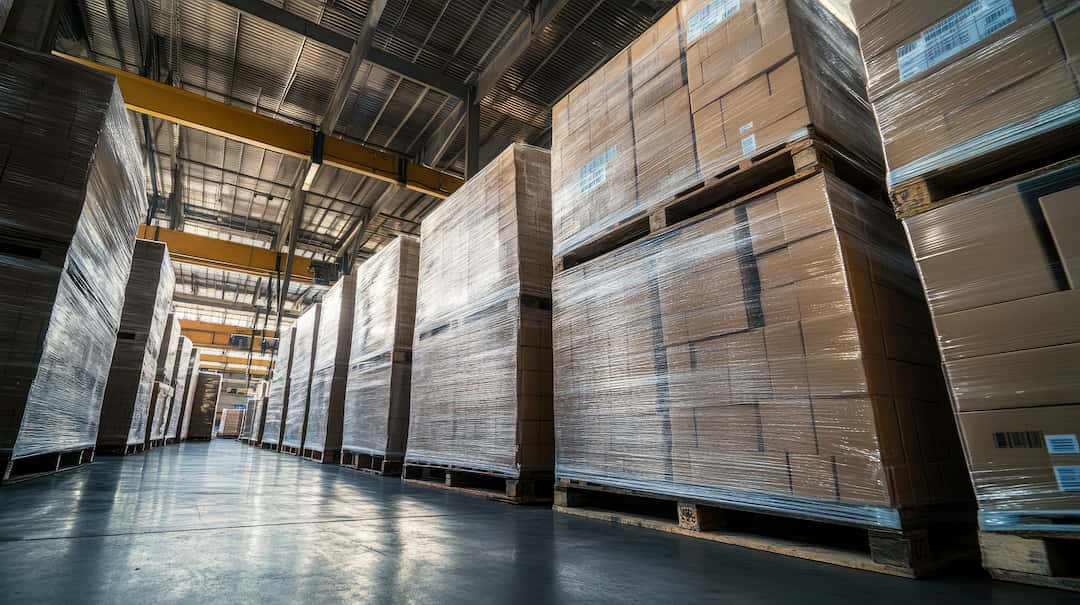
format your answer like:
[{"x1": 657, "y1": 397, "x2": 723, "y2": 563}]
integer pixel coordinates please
[
  {"x1": 407, "y1": 144, "x2": 554, "y2": 478},
  {"x1": 303, "y1": 274, "x2": 356, "y2": 460},
  {"x1": 184, "y1": 371, "x2": 221, "y2": 441},
  {"x1": 0, "y1": 46, "x2": 145, "y2": 473},
  {"x1": 164, "y1": 336, "x2": 193, "y2": 444},
  {"x1": 342, "y1": 236, "x2": 420, "y2": 471},
  {"x1": 550, "y1": 0, "x2": 882, "y2": 259},
  {"x1": 98, "y1": 240, "x2": 175, "y2": 454},
  {"x1": 283, "y1": 306, "x2": 320, "y2": 452},
  {"x1": 261, "y1": 326, "x2": 295, "y2": 448},
  {"x1": 218, "y1": 408, "x2": 243, "y2": 439},
  {"x1": 147, "y1": 312, "x2": 181, "y2": 446},
  {"x1": 178, "y1": 348, "x2": 201, "y2": 441}
]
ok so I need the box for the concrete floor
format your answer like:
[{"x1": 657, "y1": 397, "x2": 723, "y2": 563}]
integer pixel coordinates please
[{"x1": 0, "y1": 441, "x2": 1073, "y2": 604}]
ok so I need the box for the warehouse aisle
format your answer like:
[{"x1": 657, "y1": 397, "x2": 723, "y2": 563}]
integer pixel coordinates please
[{"x1": 0, "y1": 442, "x2": 1071, "y2": 605}]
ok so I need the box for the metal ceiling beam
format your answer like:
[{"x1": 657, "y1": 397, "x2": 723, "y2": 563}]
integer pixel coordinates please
[
  {"x1": 138, "y1": 224, "x2": 317, "y2": 284},
  {"x1": 200, "y1": 354, "x2": 271, "y2": 368},
  {"x1": 181, "y1": 318, "x2": 276, "y2": 339},
  {"x1": 173, "y1": 292, "x2": 301, "y2": 319},
  {"x1": 475, "y1": 0, "x2": 572, "y2": 101},
  {"x1": 213, "y1": 0, "x2": 468, "y2": 99},
  {"x1": 321, "y1": 0, "x2": 387, "y2": 135},
  {"x1": 56, "y1": 52, "x2": 464, "y2": 201}
]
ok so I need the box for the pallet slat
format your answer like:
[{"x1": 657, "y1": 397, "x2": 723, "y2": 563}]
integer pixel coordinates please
[
  {"x1": 979, "y1": 531, "x2": 1080, "y2": 592},
  {"x1": 402, "y1": 462, "x2": 553, "y2": 505}
]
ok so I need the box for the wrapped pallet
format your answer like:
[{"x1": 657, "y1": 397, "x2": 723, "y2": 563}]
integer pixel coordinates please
[
  {"x1": 164, "y1": 336, "x2": 193, "y2": 442},
  {"x1": 903, "y1": 159, "x2": 1080, "y2": 532},
  {"x1": 178, "y1": 348, "x2": 201, "y2": 440},
  {"x1": 551, "y1": 0, "x2": 881, "y2": 259},
  {"x1": 184, "y1": 371, "x2": 221, "y2": 441},
  {"x1": 342, "y1": 236, "x2": 420, "y2": 473},
  {"x1": 303, "y1": 274, "x2": 356, "y2": 460},
  {"x1": 851, "y1": 1, "x2": 1080, "y2": 189},
  {"x1": 261, "y1": 326, "x2": 295, "y2": 447},
  {"x1": 218, "y1": 408, "x2": 243, "y2": 438},
  {"x1": 407, "y1": 144, "x2": 554, "y2": 484},
  {"x1": 250, "y1": 396, "x2": 269, "y2": 444},
  {"x1": 148, "y1": 311, "x2": 181, "y2": 443},
  {"x1": 98, "y1": 240, "x2": 175, "y2": 454},
  {"x1": 554, "y1": 173, "x2": 970, "y2": 527},
  {"x1": 0, "y1": 46, "x2": 145, "y2": 476},
  {"x1": 282, "y1": 306, "x2": 320, "y2": 452}
]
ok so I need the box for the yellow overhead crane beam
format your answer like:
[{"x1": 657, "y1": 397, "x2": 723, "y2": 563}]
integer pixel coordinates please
[
  {"x1": 139, "y1": 225, "x2": 316, "y2": 283},
  {"x1": 198, "y1": 354, "x2": 272, "y2": 368},
  {"x1": 55, "y1": 52, "x2": 463, "y2": 200},
  {"x1": 181, "y1": 319, "x2": 277, "y2": 352},
  {"x1": 200, "y1": 364, "x2": 271, "y2": 378}
]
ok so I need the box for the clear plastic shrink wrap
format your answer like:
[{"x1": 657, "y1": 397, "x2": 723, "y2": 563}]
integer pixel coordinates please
[
  {"x1": 851, "y1": 1, "x2": 1080, "y2": 187},
  {"x1": 165, "y1": 336, "x2": 193, "y2": 440},
  {"x1": 185, "y1": 371, "x2": 222, "y2": 440},
  {"x1": 407, "y1": 144, "x2": 554, "y2": 477},
  {"x1": 261, "y1": 326, "x2": 295, "y2": 446},
  {"x1": 554, "y1": 173, "x2": 972, "y2": 527},
  {"x1": 550, "y1": 0, "x2": 882, "y2": 259},
  {"x1": 179, "y1": 348, "x2": 201, "y2": 440},
  {"x1": 219, "y1": 408, "x2": 243, "y2": 438},
  {"x1": 98, "y1": 240, "x2": 175, "y2": 450},
  {"x1": 0, "y1": 0, "x2": 12, "y2": 31},
  {"x1": 283, "y1": 306, "x2": 320, "y2": 449},
  {"x1": 343, "y1": 236, "x2": 420, "y2": 459},
  {"x1": 304, "y1": 274, "x2": 356, "y2": 454},
  {"x1": 148, "y1": 311, "x2": 181, "y2": 441},
  {"x1": 904, "y1": 160, "x2": 1080, "y2": 532},
  {"x1": 0, "y1": 47, "x2": 146, "y2": 461},
  {"x1": 146, "y1": 383, "x2": 174, "y2": 444}
]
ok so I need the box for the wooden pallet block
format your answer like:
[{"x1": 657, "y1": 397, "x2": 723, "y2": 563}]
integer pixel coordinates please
[
  {"x1": 402, "y1": 462, "x2": 553, "y2": 505},
  {"x1": 302, "y1": 448, "x2": 337, "y2": 464},
  {"x1": 554, "y1": 131, "x2": 885, "y2": 272},
  {"x1": 279, "y1": 444, "x2": 301, "y2": 456},
  {"x1": 1, "y1": 446, "x2": 95, "y2": 485},
  {"x1": 979, "y1": 531, "x2": 1080, "y2": 592},
  {"x1": 340, "y1": 451, "x2": 403, "y2": 476},
  {"x1": 553, "y1": 480, "x2": 976, "y2": 579}
]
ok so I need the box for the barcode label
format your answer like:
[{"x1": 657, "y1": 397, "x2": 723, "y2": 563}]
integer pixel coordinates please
[
  {"x1": 687, "y1": 0, "x2": 740, "y2": 43},
  {"x1": 1054, "y1": 466, "x2": 1080, "y2": 492},
  {"x1": 897, "y1": 0, "x2": 1016, "y2": 81},
  {"x1": 1046, "y1": 434, "x2": 1080, "y2": 455},
  {"x1": 993, "y1": 431, "x2": 1043, "y2": 449},
  {"x1": 740, "y1": 134, "x2": 757, "y2": 156},
  {"x1": 578, "y1": 145, "x2": 618, "y2": 194},
  {"x1": 739, "y1": 122, "x2": 754, "y2": 135}
]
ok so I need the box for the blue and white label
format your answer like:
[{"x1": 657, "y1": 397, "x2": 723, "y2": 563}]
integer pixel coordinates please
[
  {"x1": 740, "y1": 134, "x2": 757, "y2": 156},
  {"x1": 578, "y1": 146, "x2": 618, "y2": 194},
  {"x1": 739, "y1": 122, "x2": 754, "y2": 135},
  {"x1": 686, "y1": 0, "x2": 740, "y2": 43},
  {"x1": 1054, "y1": 466, "x2": 1080, "y2": 492},
  {"x1": 1046, "y1": 434, "x2": 1080, "y2": 455},
  {"x1": 896, "y1": 0, "x2": 1016, "y2": 81}
]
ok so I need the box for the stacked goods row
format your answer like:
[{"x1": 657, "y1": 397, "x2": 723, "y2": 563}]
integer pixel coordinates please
[
  {"x1": 550, "y1": 0, "x2": 883, "y2": 265},
  {"x1": 240, "y1": 381, "x2": 266, "y2": 443},
  {"x1": 0, "y1": 45, "x2": 145, "y2": 479},
  {"x1": 303, "y1": 274, "x2": 356, "y2": 461},
  {"x1": 178, "y1": 348, "x2": 201, "y2": 440},
  {"x1": 164, "y1": 336, "x2": 193, "y2": 443},
  {"x1": 283, "y1": 307, "x2": 320, "y2": 453},
  {"x1": 98, "y1": 240, "x2": 175, "y2": 454},
  {"x1": 850, "y1": 0, "x2": 1080, "y2": 588},
  {"x1": 147, "y1": 312, "x2": 181, "y2": 446},
  {"x1": 405, "y1": 144, "x2": 555, "y2": 501},
  {"x1": 261, "y1": 326, "x2": 295, "y2": 448},
  {"x1": 342, "y1": 236, "x2": 420, "y2": 475},
  {"x1": 218, "y1": 408, "x2": 243, "y2": 438},
  {"x1": 183, "y1": 371, "x2": 222, "y2": 441}
]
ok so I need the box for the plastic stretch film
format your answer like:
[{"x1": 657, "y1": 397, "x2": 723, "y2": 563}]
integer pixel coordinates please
[
  {"x1": 550, "y1": 0, "x2": 881, "y2": 259},
  {"x1": 179, "y1": 348, "x2": 201, "y2": 441},
  {"x1": 218, "y1": 408, "x2": 243, "y2": 438},
  {"x1": 553, "y1": 173, "x2": 972, "y2": 528},
  {"x1": 98, "y1": 240, "x2": 175, "y2": 449},
  {"x1": 164, "y1": 336, "x2": 192, "y2": 440},
  {"x1": 185, "y1": 371, "x2": 221, "y2": 441},
  {"x1": 148, "y1": 311, "x2": 181, "y2": 441},
  {"x1": 851, "y1": 1, "x2": 1080, "y2": 187},
  {"x1": 0, "y1": 47, "x2": 146, "y2": 460},
  {"x1": 304, "y1": 274, "x2": 355, "y2": 453},
  {"x1": 284, "y1": 306, "x2": 320, "y2": 449},
  {"x1": 408, "y1": 144, "x2": 555, "y2": 477},
  {"x1": 261, "y1": 327, "x2": 295, "y2": 446},
  {"x1": 342, "y1": 236, "x2": 419, "y2": 459},
  {"x1": 904, "y1": 160, "x2": 1080, "y2": 532}
]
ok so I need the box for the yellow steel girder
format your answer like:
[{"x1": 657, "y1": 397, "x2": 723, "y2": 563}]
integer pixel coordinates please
[
  {"x1": 55, "y1": 52, "x2": 462, "y2": 200},
  {"x1": 181, "y1": 319, "x2": 277, "y2": 352},
  {"x1": 139, "y1": 225, "x2": 315, "y2": 283},
  {"x1": 198, "y1": 354, "x2": 272, "y2": 368},
  {"x1": 200, "y1": 364, "x2": 271, "y2": 378}
]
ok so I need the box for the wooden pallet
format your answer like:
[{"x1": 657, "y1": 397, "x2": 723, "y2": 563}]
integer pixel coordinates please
[
  {"x1": 402, "y1": 462, "x2": 553, "y2": 505},
  {"x1": 0, "y1": 446, "x2": 95, "y2": 485},
  {"x1": 148, "y1": 438, "x2": 165, "y2": 448},
  {"x1": 554, "y1": 131, "x2": 885, "y2": 272},
  {"x1": 96, "y1": 442, "x2": 145, "y2": 456},
  {"x1": 888, "y1": 130, "x2": 1080, "y2": 219},
  {"x1": 979, "y1": 531, "x2": 1080, "y2": 592},
  {"x1": 340, "y1": 451, "x2": 403, "y2": 476},
  {"x1": 301, "y1": 448, "x2": 337, "y2": 464},
  {"x1": 186, "y1": 436, "x2": 212, "y2": 442},
  {"x1": 553, "y1": 480, "x2": 976, "y2": 579},
  {"x1": 279, "y1": 444, "x2": 301, "y2": 456},
  {"x1": 164, "y1": 437, "x2": 177, "y2": 445},
  {"x1": 260, "y1": 442, "x2": 276, "y2": 450}
]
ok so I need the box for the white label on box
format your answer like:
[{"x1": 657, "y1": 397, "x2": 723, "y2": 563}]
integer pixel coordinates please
[
  {"x1": 687, "y1": 0, "x2": 740, "y2": 43},
  {"x1": 739, "y1": 122, "x2": 754, "y2": 135},
  {"x1": 1046, "y1": 434, "x2": 1080, "y2": 455},
  {"x1": 896, "y1": 0, "x2": 1016, "y2": 81},
  {"x1": 578, "y1": 145, "x2": 618, "y2": 194},
  {"x1": 740, "y1": 134, "x2": 757, "y2": 156},
  {"x1": 1054, "y1": 466, "x2": 1080, "y2": 492}
]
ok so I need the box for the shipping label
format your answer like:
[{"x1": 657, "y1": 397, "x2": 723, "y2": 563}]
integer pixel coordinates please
[
  {"x1": 578, "y1": 146, "x2": 618, "y2": 194},
  {"x1": 687, "y1": 0, "x2": 741, "y2": 43},
  {"x1": 897, "y1": 0, "x2": 1016, "y2": 81}
]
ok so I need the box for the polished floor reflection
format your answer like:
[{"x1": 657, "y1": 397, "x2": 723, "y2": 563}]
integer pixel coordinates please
[{"x1": 0, "y1": 441, "x2": 1072, "y2": 604}]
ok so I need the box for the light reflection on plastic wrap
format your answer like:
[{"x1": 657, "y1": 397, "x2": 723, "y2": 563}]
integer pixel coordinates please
[
  {"x1": 305, "y1": 274, "x2": 355, "y2": 453},
  {"x1": 283, "y1": 305, "x2": 320, "y2": 449},
  {"x1": 262, "y1": 327, "x2": 295, "y2": 446}
]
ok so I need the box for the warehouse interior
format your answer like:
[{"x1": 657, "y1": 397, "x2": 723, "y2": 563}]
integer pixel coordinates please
[{"x1": 0, "y1": 0, "x2": 1078, "y2": 602}]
